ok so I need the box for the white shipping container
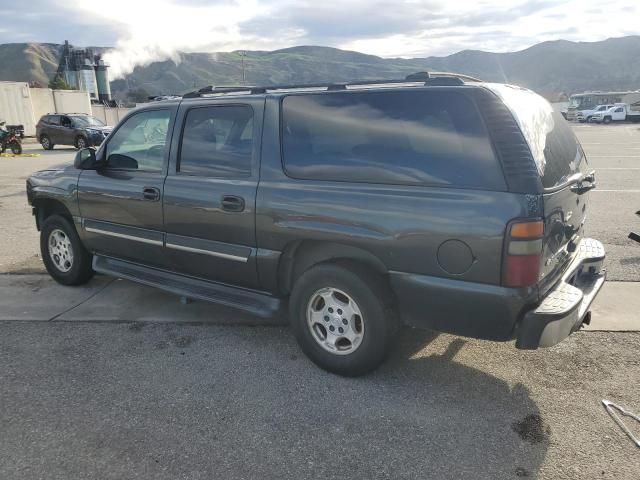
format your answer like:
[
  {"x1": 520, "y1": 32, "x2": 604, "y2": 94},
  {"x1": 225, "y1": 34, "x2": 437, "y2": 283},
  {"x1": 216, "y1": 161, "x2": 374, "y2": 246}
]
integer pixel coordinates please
[
  {"x1": 52, "y1": 90, "x2": 92, "y2": 115},
  {"x1": 30, "y1": 88, "x2": 56, "y2": 126},
  {"x1": 0, "y1": 81, "x2": 37, "y2": 136}
]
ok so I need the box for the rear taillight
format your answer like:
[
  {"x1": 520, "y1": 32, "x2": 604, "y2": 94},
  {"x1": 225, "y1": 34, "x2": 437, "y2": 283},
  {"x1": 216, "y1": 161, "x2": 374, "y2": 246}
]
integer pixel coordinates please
[{"x1": 503, "y1": 219, "x2": 544, "y2": 288}]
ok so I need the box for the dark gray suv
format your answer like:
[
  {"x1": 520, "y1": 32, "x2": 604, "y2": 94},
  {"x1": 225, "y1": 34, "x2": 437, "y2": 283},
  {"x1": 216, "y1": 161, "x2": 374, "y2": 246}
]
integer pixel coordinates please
[
  {"x1": 36, "y1": 113, "x2": 112, "y2": 150},
  {"x1": 26, "y1": 74, "x2": 606, "y2": 376}
]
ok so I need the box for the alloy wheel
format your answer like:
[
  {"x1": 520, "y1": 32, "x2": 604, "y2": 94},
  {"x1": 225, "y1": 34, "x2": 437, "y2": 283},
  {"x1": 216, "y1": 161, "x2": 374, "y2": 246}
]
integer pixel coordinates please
[
  {"x1": 48, "y1": 229, "x2": 74, "y2": 272},
  {"x1": 306, "y1": 287, "x2": 365, "y2": 355}
]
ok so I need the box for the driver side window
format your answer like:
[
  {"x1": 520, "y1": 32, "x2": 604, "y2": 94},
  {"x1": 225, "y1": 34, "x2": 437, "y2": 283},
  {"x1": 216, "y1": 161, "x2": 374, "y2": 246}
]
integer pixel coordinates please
[{"x1": 105, "y1": 109, "x2": 171, "y2": 172}]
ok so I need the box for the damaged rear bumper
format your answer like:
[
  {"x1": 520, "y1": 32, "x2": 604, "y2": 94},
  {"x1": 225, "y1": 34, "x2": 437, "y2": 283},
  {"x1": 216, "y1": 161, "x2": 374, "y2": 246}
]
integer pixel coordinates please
[{"x1": 516, "y1": 238, "x2": 606, "y2": 349}]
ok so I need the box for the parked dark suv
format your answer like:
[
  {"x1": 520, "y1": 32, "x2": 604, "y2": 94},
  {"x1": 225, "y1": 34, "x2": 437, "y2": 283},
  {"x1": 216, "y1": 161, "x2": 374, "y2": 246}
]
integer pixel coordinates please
[
  {"x1": 36, "y1": 113, "x2": 112, "y2": 150},
  {"x1": 26, "y1": 74, "x2": 606, "y2": 376}
]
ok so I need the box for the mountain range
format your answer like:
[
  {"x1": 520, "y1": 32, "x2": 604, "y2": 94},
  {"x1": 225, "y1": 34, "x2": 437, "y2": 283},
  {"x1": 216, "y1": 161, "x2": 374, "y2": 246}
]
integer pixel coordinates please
[{"x1": 1, "y1": 36, "x2": 639, "y2": 101}]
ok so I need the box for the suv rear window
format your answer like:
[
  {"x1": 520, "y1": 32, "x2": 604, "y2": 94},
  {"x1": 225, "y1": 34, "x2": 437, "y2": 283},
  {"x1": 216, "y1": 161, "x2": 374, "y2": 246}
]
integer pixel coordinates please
[
  {"x1": 488, "y1": 84, "x2": 587, "y2": 189},
  {"x1": 281, "y1": 90, "x2": 505, "y2": 190},
  {"x1": 45, "y1": 115, "x2": 60, "y2": 126},
  {"x1": 179, "y1": 105, "x2": 253, "y2": 178}
]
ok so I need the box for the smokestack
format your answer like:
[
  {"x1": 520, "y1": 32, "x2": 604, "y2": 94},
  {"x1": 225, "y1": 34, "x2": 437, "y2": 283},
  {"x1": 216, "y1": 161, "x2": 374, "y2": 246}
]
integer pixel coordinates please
[
  {"x1": 80, "y1": 59, "x2": 98, "y2": 99},
  {"x1": 95, "y1": 59, "x2": 112, "y2": 102}
]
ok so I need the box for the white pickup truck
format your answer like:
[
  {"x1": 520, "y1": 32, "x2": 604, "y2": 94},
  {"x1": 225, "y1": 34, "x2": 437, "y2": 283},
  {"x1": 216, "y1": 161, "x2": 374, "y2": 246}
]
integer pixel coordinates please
[
  {"x1": 578, "y1": 104, "x2": 613, "y2": 122},
  {"x1": 591, "y1": 103, "x2": 640, "y2": 124}
]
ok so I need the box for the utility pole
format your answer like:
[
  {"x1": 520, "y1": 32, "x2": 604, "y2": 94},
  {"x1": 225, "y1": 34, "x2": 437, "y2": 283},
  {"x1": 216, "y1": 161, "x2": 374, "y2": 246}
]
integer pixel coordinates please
[{"x1": 239, "y1": 51, "x2": 247, "y2": 85}]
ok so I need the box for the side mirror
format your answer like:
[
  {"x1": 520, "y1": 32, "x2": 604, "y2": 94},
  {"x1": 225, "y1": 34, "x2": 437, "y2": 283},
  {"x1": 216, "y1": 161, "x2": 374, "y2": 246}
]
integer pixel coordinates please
[{"x1": 74, "y1": 147, "x2": 99, "y2": 169}]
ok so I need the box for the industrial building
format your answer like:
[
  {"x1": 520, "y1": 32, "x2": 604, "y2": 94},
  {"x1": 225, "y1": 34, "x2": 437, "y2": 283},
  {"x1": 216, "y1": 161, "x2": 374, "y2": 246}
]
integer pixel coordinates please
[{"x1": 54, "y1": 40, "x2": 112, "y2": 103}]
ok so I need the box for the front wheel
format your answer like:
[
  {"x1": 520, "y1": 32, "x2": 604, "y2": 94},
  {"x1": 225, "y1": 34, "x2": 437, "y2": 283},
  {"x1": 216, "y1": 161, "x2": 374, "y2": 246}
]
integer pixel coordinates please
[
  {"x1": 603, "y1": 116, "x2": 612, "y2": 124},
  {"x1": 40, "y1": 214, "x2": 94, "y2": 285},
  {"x1": 289, "y1": 263, "x2": 395, "y2": 376},
  {"x1": 75, "y1": 135, "x2": 88, "y2": 149}
]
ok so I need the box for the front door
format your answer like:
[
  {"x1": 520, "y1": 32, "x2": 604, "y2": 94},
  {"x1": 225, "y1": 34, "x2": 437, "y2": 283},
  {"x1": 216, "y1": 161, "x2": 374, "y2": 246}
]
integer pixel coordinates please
[
  {"x1": 163, "y1": 100, "x2": 262, "y2": 288},
  {"x1": 77, "y1": 107, "x2": 176, "y2": 269}
]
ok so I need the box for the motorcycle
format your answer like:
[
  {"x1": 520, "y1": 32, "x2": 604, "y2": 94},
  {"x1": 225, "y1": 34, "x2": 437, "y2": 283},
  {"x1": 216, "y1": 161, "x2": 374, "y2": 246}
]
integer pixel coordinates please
[{"x1": 0, "y1": 131, "x2": 23, "y2": 155}]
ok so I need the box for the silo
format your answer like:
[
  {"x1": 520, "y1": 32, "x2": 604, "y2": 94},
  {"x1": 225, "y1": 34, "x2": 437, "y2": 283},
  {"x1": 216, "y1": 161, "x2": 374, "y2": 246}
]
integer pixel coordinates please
[
  {"x1": 95, "y1": 60, "x2": 112, "y2": 102},
  {"x1": 80, "y1": 59, "x2": 98, "y2": 99}
]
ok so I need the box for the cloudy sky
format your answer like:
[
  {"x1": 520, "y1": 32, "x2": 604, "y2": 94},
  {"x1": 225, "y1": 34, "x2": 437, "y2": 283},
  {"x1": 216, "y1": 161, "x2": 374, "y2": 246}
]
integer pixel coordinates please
[{"x1": 2, "y1": 0, "x2": 638, "y2": 77}]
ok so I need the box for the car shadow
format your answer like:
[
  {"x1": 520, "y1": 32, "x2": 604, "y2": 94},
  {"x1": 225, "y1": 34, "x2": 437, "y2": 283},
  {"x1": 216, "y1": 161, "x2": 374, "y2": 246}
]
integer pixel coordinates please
[
  {"x1": 148, "y1": 323, "x2": 549, "y2": 479},
  {"x1": 12, "y1": 275, "x2": 549, "y2": 478}
]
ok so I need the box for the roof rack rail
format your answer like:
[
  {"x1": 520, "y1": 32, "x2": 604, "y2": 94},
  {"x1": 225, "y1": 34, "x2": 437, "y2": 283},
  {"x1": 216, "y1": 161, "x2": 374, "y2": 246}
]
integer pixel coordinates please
[{"x1": 181, "y1": 71, "x2": 483, "y2": 98}]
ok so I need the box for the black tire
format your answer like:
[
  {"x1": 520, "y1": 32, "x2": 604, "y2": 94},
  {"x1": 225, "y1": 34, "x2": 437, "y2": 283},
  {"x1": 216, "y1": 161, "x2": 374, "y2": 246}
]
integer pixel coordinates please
[
  {"x1": 10, "y1": 141, "x2": 22, "y2": 155},
  {"x1": 289, "y1": 263, "x2": 396, "y2": 376},
  {"x1": 40, "y1": 134, "x2": 54, "y2": 150},
  {"x1": 40, "y1": 214, "x2": 94, "y2": 286},
  {"x1": 603, "y1": 116, "x2": 612, "y2": 124},
  {"x1": 75, "y1": 135, "x2": 88, "y2": 150}
]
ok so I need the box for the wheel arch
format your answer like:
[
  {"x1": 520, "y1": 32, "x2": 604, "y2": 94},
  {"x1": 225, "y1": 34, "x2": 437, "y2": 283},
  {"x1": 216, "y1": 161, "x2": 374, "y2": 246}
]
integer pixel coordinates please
[
  {"x1": 32, "y1": 197, "x2": 74, "y2": 231},
  {"x1": 277, "y1": 240, "x2": 389, "y2": 295}
]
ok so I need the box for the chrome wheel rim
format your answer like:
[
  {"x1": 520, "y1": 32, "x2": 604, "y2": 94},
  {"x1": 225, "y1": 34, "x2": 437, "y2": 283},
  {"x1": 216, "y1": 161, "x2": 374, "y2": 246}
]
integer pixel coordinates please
[
  {"x1": 41, "y1": 137, "x2": 50, "y2": 149},
  {"x1": 306, "y1": 287, "x2": 364, "y2": 355},
  {"x1": 48, "y1": 229, "x2": 74, "y2": 273}
]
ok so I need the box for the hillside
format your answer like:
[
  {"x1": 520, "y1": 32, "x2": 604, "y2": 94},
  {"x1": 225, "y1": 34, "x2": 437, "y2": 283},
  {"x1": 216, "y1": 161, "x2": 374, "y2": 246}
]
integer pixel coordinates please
[{"x1": 1, "y1": 36, "x2": 640, "y2": 100}]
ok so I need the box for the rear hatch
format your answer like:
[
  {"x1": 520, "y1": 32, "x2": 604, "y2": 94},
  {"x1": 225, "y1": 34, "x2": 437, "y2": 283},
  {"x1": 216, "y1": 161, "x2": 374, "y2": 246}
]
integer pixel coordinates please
[{"x1": 489, "y1": 85, "x2": 592, "y2": 294}]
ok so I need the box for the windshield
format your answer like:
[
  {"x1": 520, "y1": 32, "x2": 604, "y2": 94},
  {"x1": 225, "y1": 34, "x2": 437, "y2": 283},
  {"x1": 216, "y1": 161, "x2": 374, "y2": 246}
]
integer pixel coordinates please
[
  {"x1": 71, "y1": 116, "x2": 105, "y2": 127},
  {"x1": 568, "y1": 97, "x2": 583, "y2": 108}
]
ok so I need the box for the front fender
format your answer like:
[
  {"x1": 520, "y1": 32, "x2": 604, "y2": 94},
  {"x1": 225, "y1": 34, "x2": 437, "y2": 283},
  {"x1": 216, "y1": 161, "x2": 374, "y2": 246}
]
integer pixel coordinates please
[{"x1": 27, "y1": 168, "x2": 81, "y2": 224}]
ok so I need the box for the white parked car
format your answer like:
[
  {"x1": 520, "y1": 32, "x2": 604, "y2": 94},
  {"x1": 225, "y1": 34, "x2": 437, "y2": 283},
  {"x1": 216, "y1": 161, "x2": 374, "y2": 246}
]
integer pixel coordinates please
[
  {"x1": 584, "y1": 105, "x2": 613, "y2": 122},
  {"x1": 576, "y1": 104, "x2": 612, "y2": 122}
]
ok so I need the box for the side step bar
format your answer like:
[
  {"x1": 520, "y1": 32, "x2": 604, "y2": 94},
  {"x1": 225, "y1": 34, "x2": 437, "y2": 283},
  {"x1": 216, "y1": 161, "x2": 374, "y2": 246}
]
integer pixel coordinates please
[{"x1": 93, "y1": 255, "x2": 283, "y2": 318}]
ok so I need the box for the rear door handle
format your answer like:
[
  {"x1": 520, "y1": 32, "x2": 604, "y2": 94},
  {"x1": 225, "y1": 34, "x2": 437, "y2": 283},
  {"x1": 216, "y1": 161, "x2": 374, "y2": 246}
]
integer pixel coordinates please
[
  {"x1": 142, "y1": 187, "x2": 160, "y2": 201},
  {"x1": 221, "y1": 195, "x2": 245, "y2": 212}
]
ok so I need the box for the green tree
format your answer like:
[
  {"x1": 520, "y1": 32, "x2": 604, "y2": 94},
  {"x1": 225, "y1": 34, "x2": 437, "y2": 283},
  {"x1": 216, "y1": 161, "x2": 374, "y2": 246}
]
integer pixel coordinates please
[{"x1": 48, "y1": 75, "x2": 75, "y2": 90}]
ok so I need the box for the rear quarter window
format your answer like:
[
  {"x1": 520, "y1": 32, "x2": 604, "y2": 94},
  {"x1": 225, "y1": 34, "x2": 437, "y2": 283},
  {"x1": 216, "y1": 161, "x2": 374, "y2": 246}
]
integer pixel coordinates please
[
  {"x1": 488, "y1": 84, "x2": 586, "y2": 189},
  {"x1": 281, "y1": 89, "x2": 506, "y2": 190}
]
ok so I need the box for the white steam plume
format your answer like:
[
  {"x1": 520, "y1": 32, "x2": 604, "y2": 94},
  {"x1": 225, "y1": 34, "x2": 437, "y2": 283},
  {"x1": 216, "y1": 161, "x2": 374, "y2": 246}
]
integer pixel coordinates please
[{"x1": 70, "y1": 0, "x2": 271, "y2": 79}]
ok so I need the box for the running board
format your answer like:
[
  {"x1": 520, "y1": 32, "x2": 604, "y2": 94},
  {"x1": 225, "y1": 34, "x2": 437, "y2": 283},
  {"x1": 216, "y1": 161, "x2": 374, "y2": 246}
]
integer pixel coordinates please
[{"x1": 93, "y1": 255, "x2": 282, "y2": 318}]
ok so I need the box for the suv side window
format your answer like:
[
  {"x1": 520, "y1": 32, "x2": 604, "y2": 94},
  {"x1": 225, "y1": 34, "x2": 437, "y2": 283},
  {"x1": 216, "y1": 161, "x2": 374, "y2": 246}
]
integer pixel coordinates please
[
  {"x1": 47, "y1": 115, "x2": 61, "y2": 126},
  {"x1": 105, "y1": 109, "x2": 170, "y2": 172},
  {"x1": 61, "y1": 116, "x2": 72, "y2": 127},
  {"x1": 178, "y1": 105, "x2": 253, "y2": 177},
  {"x1": 281, "y1": 90, "x2": 504, "y2": 189}
]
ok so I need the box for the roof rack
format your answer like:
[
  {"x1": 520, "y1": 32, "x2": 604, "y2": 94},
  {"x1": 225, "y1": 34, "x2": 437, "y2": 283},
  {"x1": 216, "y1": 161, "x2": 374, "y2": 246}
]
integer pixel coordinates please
[{"x1": 182, "y1": 71, "x2": 483, "y2": 98}]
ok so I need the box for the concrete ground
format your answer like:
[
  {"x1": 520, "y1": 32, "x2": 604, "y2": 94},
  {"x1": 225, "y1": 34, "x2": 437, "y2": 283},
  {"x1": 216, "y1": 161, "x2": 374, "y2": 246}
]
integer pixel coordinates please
[{"x1": 1, "y1": 126, "x2": 640, "y2": 479}]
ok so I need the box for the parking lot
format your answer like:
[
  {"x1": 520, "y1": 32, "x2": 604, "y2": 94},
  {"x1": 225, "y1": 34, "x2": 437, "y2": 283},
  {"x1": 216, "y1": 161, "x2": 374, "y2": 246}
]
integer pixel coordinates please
[{"x1": 1, "y1": 125, "x2": 639, "y2": 479}]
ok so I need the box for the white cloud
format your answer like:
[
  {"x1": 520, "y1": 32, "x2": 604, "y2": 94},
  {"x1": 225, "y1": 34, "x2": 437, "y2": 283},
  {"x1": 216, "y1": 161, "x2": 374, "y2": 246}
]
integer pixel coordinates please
[{"x1": 15, "y1": 0, "x2": 640, "y2": 76}]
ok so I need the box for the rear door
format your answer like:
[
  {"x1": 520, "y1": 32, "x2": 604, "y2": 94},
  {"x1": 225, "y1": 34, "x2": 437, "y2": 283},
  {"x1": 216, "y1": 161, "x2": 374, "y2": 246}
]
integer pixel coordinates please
[
  {"x1": 46, "y1": 115, "x2": 63, "y2": 143},
  {"x1": 162, "y1": 98, "x2": 263, "y2": 288},
  {"x1": 60, "y1": 116, "x2": 76, "y2": 145}
]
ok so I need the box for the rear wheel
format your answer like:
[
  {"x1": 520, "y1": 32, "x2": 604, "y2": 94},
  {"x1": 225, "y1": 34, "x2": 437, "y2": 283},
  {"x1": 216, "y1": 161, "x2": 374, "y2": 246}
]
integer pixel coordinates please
[
  {"x1": 40, "y1": 214, "x2": 94, "y2": 285},
  {"x1": 289, "y1": 263, "x2": 395, "y2": 376},
  {"x1": 40, "y1": 134, "x2": 54, "y2": 150},
  {"x1": 10, "y1": 141, "x2": 21, "y2": 155}
]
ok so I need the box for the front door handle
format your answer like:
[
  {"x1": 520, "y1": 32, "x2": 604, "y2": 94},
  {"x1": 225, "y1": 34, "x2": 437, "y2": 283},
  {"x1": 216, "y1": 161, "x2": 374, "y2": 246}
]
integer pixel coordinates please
[
  {"x1": 142, "y1": 187, "x2": 160, "y2": 201},
  {"x1": 221, "y1": 195, "x2": 245, "y2": 212}
]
